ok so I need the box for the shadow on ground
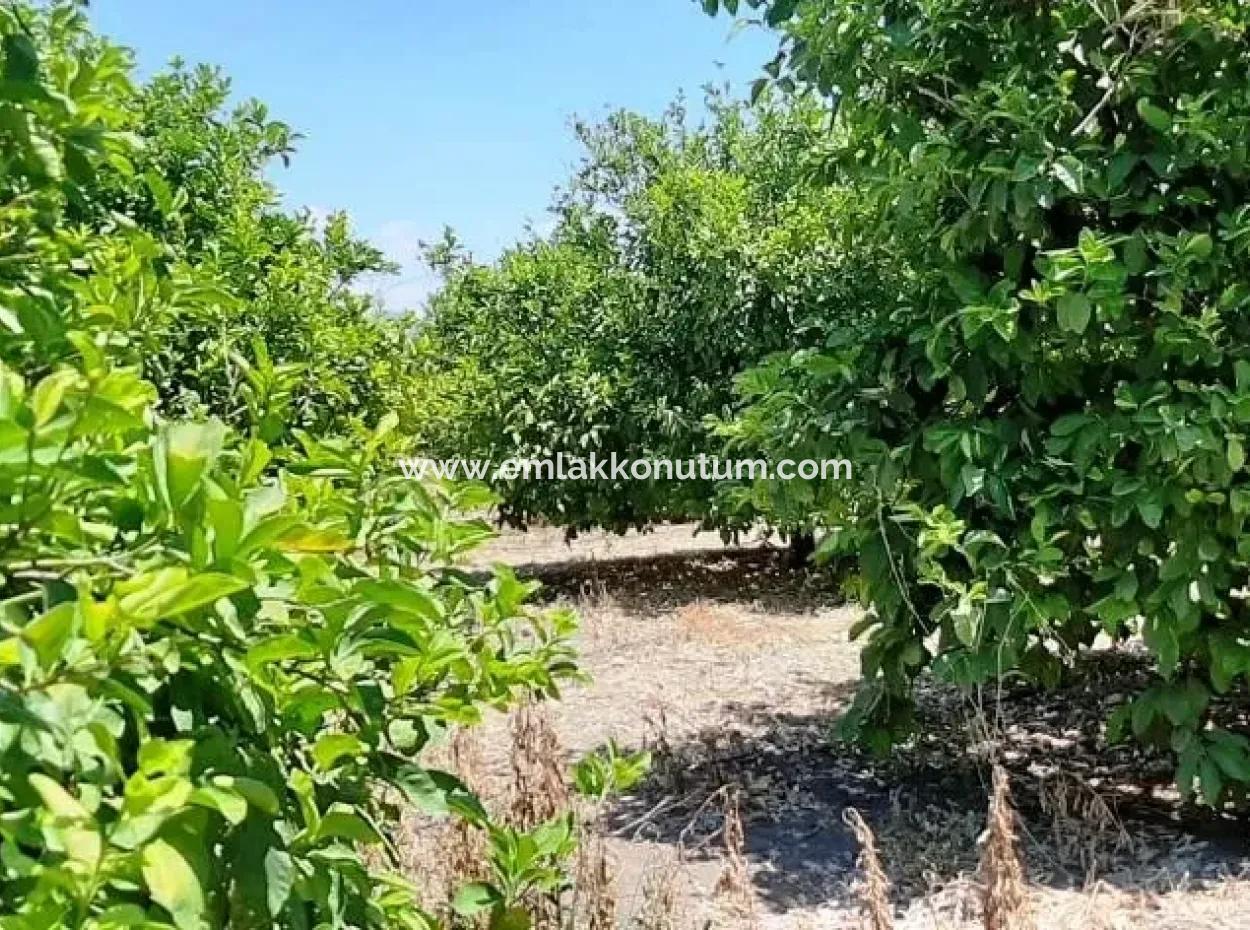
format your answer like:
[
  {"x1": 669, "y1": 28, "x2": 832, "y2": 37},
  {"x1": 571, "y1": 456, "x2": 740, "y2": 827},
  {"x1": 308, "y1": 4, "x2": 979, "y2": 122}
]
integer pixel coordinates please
[
  {"x1": 527, "y1": 547, "x2": 845, "y2": 614},
  {"x1": 490, "y1": 540, "x2": 1250, "y2": 916},
  {"x1": 602, "y1": 654, "x2": 1250, "y2": 914}
]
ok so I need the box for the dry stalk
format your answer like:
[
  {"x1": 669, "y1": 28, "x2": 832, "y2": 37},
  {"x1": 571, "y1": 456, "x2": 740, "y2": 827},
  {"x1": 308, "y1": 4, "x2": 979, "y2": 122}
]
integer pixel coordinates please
[
  {"x1": 508, "y1": 705, "x2": 570, "y2": 930},
  {"x1": 642, "y1": 702, "x2": 680, "y2": 793},
  {"x1": 713, "y1": 789, "x2": 757, "y2": 924},
  {"x1": 845, "y1": 805, "x2": 895, "y2": 930},
  {"x1": 635, "y1": 851, "x2": 680, "y2": 930},
  {"x1": 1039, "y1": 771, "x2": 1132, "y2": 885},
  {"x1": 843, "y1": 807, "x2": 894, "y2": 930},
  {"x1": 508, "y1": 702, "x2": 570, "y2": 830},
  {"x1": 440, "y1": 728, "x2": 491, "y2": 917},
  {"x1": 980, "y1": 766, "x2": 1034, "y2": 930},
  {"x1": 451, "y1": 725, "x2": 485, "y2": 790},
  {"x1": 576, "y1": 833, "x2": 618, "y2": 930}
]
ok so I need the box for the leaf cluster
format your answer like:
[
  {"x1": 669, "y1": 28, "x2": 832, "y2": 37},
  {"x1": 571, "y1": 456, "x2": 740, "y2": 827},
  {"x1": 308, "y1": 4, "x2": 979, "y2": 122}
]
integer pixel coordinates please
[
  {"x1": 709, "y1": 0, "x2": 1250, "y2": 802},
  {"x1": 0, "y1": 5, "x2": 579, "y2": 926}
]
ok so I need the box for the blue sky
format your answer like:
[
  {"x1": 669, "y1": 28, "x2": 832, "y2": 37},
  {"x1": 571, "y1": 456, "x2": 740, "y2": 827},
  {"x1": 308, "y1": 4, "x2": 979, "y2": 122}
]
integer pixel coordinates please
[{"x1": 89, "y1": 1, "x2": 775, "y2": 311}]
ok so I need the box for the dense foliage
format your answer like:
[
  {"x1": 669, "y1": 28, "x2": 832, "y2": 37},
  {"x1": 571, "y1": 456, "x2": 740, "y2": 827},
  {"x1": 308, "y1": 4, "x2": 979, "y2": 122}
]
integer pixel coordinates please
[
  {"x1": 411, "y1": 96, "x2": 889, "y2": 534},
  {"x1": 0, "y1": 5, "x2": 578, "y2": 928},
  {"x1": 75, "y1": 44, "x2": 411, "y2": 436},
  {"x1": 707, "y1": 0, "x2": 1250, "y2": 803}
]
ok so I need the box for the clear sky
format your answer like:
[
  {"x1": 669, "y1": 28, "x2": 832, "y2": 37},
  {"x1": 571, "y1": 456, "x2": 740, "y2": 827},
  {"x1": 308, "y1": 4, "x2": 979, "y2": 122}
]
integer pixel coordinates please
[{"x1": 88, "y1": 1, "x2": 776, "y2": 311}]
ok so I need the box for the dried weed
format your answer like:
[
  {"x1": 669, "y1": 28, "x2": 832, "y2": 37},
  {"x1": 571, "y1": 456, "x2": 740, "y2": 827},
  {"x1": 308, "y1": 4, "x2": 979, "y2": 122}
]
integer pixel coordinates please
[
  {"x1": 979, "y1": 766, "x2": 1033, "y2": 930},
  {"x1": 509, "y1": 702, "x2": 571, "y2": 831},
  {"x1": 844, "y1": 807, "x2": 894, "y2": 930}
]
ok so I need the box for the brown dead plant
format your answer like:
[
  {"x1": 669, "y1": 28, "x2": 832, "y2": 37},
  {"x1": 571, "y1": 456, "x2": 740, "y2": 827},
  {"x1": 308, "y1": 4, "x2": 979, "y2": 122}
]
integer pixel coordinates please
[
  {"x1": 575, "y1": 833, "x2": 619, "y2": 930},
  {"x1": 507, "y1": 704, "x2": 571, "y2": 930},
  {"x1": 713, "y1": 788, "x2": 758, "y2": 924},
  {"x1": 843, "y1": 807, "x2": 894, "y2": 930},
  {"x1": 979, "y1": 766, "x2": 1034, "y2": 930},
  {"x1": 1039, "y1": 770, "x2": 1133, "y2": 885},
  {"x1": 443, "y1": 729, "x2": 491, "y2": 907},
  {"x1": 508, "y1": 702, "x2": 571, "y2": 830},
  {"x1": 635, "y1": 850, "x2": 681, "y2": 930}
]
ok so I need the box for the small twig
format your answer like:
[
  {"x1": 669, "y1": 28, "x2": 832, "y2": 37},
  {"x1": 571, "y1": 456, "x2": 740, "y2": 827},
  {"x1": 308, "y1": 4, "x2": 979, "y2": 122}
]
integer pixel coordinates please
[
  {"x1": 676, "y1": 785, "x2": 734, "y2": 851},
  {"x1": 611, "y1": 794, "x2": 683, "y2": 838}
]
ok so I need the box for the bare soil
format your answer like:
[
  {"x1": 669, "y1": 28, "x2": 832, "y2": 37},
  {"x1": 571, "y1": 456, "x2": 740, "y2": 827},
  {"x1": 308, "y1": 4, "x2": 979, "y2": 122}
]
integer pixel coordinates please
[{"x1": 418, "y1": 525, "x2": 1250, "y2": 928}]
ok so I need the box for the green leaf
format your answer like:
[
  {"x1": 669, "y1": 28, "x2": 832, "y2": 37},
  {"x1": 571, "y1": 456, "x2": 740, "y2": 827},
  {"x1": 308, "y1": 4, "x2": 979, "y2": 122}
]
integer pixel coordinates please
[
  {"x1": 1137, "y1": 98, "x2": 1172, "y2": 134},
  {"x1": 145, "y1": 170, "x2": 176, "y2": 216},
  {"x1": 1052, "y1": 156, "x2": 1083, "y2": 194},
  {"x1": 94, "y1": 904, "x2": 152, "y2": 929},
  {"x1": 189, "y1": 785, "x2": 248, "y2": 825},
  {"x1": 158, "y1": 420, "x2": 227, "y2": 509},
  {"x1": 235, "y1": 513, "x2": 299, "y2": 557},
  {"x1": 1106, "y1": 704, "x2": 1132, "y2": 744},
  {"x1": 1208, "y1": 735, "x2": 1250, "y2": 783},
  {"x1": 228, "y1": 777, "x2": 281, "y2": 816},
  {"x1": 264, "y1": 849, "x2": 295, "y2": 917},
  {"x1": 246, "y1": 633, "x2": 317, "y2": 670},
  {"x1": 142, "y1": 839, "x2": 205, "y2": 930},
  {"x1": 1137, "y1": 499, "x2": 1164, "y2": 530},
  {"x1": 311, "y1": 733, "x2": 366, "y2": 772},
  {"x1": 951, "y1": 600, "x2": 978, "y2": 647},
  {"x1": 119, "y1": 570, "x2": 247, "y2": 624},
  {"x1": 452, "y1": 882, "x2": 502, "y2": 917},
  {"x1": 30, "y1": 369, "x2": 75, "y2": 427},
  {"x1": 313, "y1": 809, "x2": 384, "y2": 845},
  {"x1": 275, "y1": 523, "x2": 353, "y2": 553},
  {"x1": 2, "y1": 34, "x2": 40, "y2": 83},
  {"x1": 138, "y1": 740, "x2": 194, "y2": 777},
  {"x1": 28, "y1": 132, "x2": 64, "y2": 181},
  {"x1": 357, "y1": 579, "x2": 444, "y2": 620},
  {"x1": 766, "y1": 0, "x2": 800, "y2": 26},
  {"x1": 1184, "y1": 232, "x2": 1213, "y2": 260},
  {"x1": 1228, "y1": 436, "x2": 1245, "y2": 472},
  {"x1": 393, "y1": 766, "x2": 488, "y2": 825},
  {"x1": 1051, "y1": 414, "x2": 1088, "y2": 437},
  {"x1": 29, "y1": 773, "x2": 89, "y2": 820},
  {"x1": 1155, "y1": 626, "x2": 1180, "y2": 679},
  {"x1": 1199, "y1": 757, "x2": 1224, "y2": 806},
  {"x1": 1056, "y1": 293, "x2": 1091, "y2": 334},
  {"x1": 1106, "y1": 151, "x2": 1138, "y2": 190},
  {"x1": 22, "y1": 603, "x2": 75, "y2": 669}
]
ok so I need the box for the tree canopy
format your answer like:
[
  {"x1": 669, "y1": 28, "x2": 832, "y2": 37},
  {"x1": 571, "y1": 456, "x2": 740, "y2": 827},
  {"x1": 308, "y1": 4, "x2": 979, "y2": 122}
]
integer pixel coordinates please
[
  {"x1": 0, "y1": 5, "x2": 576, "y2": 927},
  {"x1": 707, "y1": 0, "x2": 1250, "y2": 803},
  {"x1": 410, "y1": 93, "x2": 891, "y2": 535}
]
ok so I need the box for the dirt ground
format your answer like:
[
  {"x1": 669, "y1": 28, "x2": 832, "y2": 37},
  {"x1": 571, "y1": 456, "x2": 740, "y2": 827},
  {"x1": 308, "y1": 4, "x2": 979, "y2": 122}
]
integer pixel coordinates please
[{"x1": 420, "y1": 525, "x2": 1250, "y2": 929}]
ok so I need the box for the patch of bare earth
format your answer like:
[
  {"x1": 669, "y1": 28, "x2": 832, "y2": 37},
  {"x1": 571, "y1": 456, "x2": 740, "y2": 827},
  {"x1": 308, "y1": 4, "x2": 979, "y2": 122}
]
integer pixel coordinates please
[{"x1": 404, "y1": 525, "x2": 1250, "y2": 929}]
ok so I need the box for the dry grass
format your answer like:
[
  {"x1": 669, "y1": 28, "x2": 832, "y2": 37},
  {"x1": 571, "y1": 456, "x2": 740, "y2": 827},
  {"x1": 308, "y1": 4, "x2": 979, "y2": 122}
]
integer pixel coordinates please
[
  {"x1": 509, "y1": 702, "x2": 571, "y2": 831},
  {"x1": 635, "y1": 850, "x2": 683, "y2": 930},
  {"x1": 389, "y1": 526, "x2": 1250, "y2": 930},
  {"x1": 444, "y1": 728, "x2": 491, "y2": 890},
  {"x1": 844, "y1": 808, "x2": 894, "y2": 930},
  {"x1": 508, "y1": 704, "x2": 570, "y2": 929},
  {"x1": 979, "y1": 767, "x2": 1033, "y2": 930},
  {"x1": 714, "y1": 789, "x2": 759, "y2": 924},
  {"x1": 575, "y1": 835, "x2": 619, "y2": 930},
  {"x1": 1036, "y1": 770, "x2": 1132, "y2": 885}
]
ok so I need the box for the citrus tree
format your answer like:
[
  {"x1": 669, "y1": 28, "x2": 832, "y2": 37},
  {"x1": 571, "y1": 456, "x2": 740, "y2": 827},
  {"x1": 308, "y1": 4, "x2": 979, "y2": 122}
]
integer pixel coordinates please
[
  {"x1": 0, "y1": 6, "x2": 577, "y2": 927},
  {"x1": 412, "y1": 95, "x2": 877, "y2": 536},
  {"x1": 73, "y1": 44, "x2": 411, "y2": 437},
  {"x1": 708, "y1": 0, "x2": 1250, "y2": 803}
]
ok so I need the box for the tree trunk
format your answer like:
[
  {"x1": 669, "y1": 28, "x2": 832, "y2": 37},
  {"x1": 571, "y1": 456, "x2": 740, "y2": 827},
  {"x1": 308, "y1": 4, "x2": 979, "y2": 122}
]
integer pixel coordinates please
[{"x1": 786, "y1": 530, "x2": 815, "y2": 569}]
